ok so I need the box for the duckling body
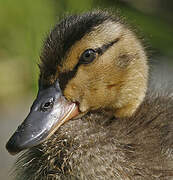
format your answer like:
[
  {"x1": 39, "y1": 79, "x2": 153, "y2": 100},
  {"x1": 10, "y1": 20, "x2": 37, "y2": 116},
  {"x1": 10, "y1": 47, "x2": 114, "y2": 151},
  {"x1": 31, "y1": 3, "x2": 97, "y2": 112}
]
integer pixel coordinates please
[
  {"x1": 6, "y1": 11, "x2": 173, "y2": 179},
  {"x1": 15, "y1": 94, "x2": 173, "y2": 180}
]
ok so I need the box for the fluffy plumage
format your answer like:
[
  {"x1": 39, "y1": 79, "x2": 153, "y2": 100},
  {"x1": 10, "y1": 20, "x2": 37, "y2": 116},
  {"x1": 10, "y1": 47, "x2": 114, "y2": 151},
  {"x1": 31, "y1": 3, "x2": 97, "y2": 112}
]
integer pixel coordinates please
[
  {"x1": 39, "y1": 11, "x2": 118, "y2": 87},
  {"x1": 14, "y1": 93, "x2": 173, "y2": 180},
  {"x1": 12, "y1": 10, "x2": 173, "y2": 180}
]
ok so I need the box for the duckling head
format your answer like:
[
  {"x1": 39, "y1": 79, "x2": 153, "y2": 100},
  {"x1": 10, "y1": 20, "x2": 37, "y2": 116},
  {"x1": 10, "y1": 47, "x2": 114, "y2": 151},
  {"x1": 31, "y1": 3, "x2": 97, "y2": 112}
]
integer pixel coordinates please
[{"x1": 6, "y1": 11, "x2": 148, "y2": 155}]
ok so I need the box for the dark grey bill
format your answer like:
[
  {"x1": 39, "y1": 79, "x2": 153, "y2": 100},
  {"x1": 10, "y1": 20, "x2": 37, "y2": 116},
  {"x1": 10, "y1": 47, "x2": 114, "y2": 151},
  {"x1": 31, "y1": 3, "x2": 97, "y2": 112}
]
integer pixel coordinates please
[{"x1": 6, "y1": 81, "x2": 78, "y2": 155}]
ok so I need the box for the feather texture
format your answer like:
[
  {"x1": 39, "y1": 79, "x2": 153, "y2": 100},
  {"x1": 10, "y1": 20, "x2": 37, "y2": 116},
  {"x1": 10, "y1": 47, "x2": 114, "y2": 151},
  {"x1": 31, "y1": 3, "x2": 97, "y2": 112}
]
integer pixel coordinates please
[{"x1": 14, "y1": 93, "x2": 173, "y2": 180}]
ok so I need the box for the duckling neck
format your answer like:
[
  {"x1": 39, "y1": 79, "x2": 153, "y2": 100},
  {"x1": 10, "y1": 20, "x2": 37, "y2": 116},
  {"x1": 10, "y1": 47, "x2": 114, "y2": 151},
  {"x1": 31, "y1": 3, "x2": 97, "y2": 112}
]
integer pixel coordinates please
[{"x1": 15, "y1": 95, "x2": 173, "y2": 180}]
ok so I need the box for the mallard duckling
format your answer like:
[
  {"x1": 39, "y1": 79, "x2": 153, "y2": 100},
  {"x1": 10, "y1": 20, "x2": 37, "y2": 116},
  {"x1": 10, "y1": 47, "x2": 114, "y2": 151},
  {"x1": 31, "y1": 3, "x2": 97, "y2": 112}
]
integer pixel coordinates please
[{"x1": 6, "y1": 11, "x2": 173, "y2": 180}]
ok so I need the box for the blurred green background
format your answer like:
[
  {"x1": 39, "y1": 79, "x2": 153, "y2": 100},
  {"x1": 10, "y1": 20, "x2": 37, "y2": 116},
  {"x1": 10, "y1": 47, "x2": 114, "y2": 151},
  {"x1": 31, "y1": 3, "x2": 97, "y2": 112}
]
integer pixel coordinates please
[{"x1": 0, "y1": 0, "x2": 173, "y2": 179}]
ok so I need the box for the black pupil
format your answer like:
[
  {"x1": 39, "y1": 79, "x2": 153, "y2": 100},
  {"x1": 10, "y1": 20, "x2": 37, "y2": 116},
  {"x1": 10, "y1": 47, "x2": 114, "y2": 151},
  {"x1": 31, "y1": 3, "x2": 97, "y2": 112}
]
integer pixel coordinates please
[
  {"x1": 81, "y1": 49, "x2": 96, "y2": 64},
  {"x1": 84, "y1": 51, "x2": 91, "y2": 58}
]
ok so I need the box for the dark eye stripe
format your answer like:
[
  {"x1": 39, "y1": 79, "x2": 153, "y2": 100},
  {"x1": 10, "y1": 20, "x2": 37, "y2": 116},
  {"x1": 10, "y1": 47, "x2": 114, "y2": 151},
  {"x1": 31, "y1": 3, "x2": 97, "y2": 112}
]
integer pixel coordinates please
[
  {"x1": 59, "y1": 63, "x2": 80, "y2": 91},
  {"x1": 95, "y1": 37, "x2": 120, "y2": 55},
  {"x1": 59, "y1": 38, "x2": 120, "y2": 92}
]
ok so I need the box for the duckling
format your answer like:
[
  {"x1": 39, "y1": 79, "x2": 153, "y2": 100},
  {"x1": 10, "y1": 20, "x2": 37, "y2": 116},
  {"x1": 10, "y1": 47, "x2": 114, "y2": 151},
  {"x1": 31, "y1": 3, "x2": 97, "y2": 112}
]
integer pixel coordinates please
[{"x1": 6, "y1": 11, "x2": 173, "y2": 180}]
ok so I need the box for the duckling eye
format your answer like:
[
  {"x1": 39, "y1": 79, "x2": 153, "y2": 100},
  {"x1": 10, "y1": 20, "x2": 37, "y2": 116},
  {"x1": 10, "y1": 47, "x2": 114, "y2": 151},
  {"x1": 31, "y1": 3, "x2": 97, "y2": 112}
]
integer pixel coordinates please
[
  {"x1": 80, "y1": 49, "x2": 96, "y2": 64},
  {"x1": 41, "y1": 98, "x2": 54, "y2": 112}
]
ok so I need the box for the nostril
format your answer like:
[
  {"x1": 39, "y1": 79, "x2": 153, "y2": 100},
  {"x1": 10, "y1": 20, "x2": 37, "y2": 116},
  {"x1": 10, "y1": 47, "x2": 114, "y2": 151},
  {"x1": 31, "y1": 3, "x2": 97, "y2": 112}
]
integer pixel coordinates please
[
  {"x1": 41, "y1": 98, "x2": 54, "y2": 112},
  {"x1": 44, "y1": 102, "x2": 51, "y2": 108}
]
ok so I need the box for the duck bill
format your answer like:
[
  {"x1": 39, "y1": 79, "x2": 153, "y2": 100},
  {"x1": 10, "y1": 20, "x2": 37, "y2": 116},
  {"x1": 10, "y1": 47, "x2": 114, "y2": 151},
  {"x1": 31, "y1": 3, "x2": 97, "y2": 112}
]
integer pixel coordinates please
[{"x1": 6, "y1": 81, "x2": 79, "y2": 155}]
